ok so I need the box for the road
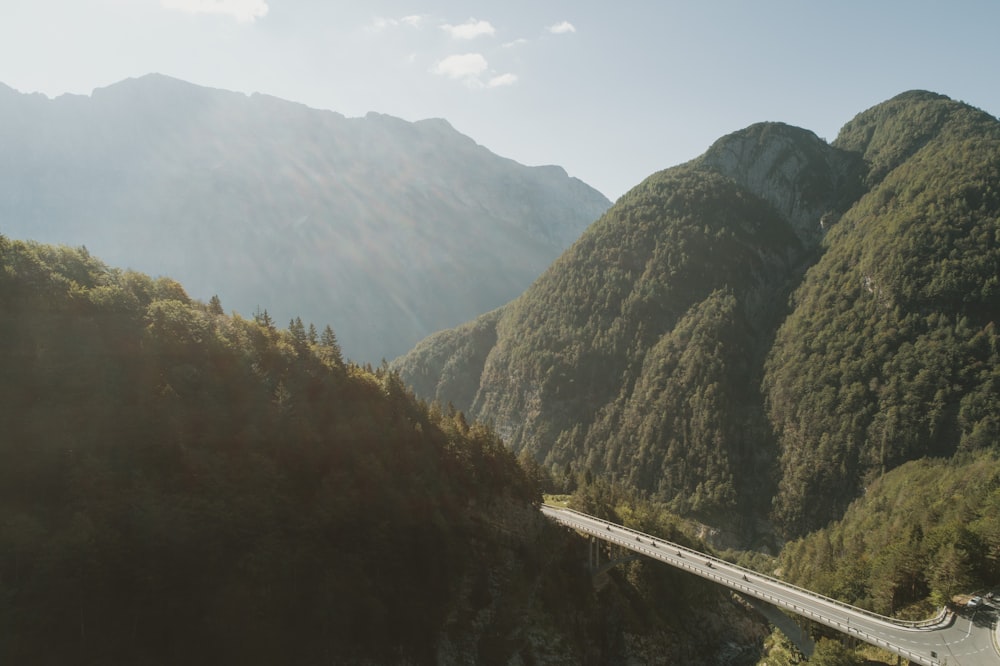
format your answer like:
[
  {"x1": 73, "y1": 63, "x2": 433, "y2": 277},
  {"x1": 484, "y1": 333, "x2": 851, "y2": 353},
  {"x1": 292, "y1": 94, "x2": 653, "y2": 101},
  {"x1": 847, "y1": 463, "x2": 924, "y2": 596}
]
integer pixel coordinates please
[{"x1": 541, "y1": 505, "x2": 1000, "y2": 666}]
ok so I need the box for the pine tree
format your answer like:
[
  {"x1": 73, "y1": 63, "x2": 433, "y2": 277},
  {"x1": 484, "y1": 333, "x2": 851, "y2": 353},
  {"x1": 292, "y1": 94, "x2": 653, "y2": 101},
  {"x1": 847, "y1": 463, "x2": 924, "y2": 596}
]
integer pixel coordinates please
[
  {"x1": 320, "y1": 325, "x2": 344, "y2": 367},
  {"x1": 289, "y1": 317, "x2": 307, "y2": 346},
  {"x1": 253, "y1": 306, "x2": 275, "y2": 331},
  {"x1": 208, "y1": 294, "x2": 224, "y2": 315}
]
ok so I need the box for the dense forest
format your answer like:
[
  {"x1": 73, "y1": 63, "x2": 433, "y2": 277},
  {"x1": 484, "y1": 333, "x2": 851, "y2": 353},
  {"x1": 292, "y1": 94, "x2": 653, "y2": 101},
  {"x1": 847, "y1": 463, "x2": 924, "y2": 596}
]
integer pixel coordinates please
[
  {"x1": 0, "y1": 235, "x2": 533, "y2": 663},
  {"x1": 765, "y1": 91, "x2": 1000, "y2": 535},
  {"x1": 779, "y1": 452, "x2": 1000, "y2": 617},
  {"x1": 402, "y1": 161, "x2": 811, "y2": 527},
  {"x1": 396, "y1": 90, "x2": 1000, "y2": 543},
  {"x1": 0, "y1": 235, "x2": 773, "y2": 664}
]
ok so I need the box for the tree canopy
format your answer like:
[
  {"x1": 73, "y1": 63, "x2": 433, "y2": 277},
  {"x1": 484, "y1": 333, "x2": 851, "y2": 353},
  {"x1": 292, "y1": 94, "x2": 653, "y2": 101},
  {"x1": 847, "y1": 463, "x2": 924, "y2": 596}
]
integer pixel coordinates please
[{"x1": 0, "y1": 236, "x2": 540, "y2": 664}]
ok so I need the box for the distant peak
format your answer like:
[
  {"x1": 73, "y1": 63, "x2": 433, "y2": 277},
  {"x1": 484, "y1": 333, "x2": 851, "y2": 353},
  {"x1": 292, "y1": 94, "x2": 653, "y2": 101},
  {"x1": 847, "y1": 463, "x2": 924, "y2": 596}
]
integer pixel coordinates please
[
  {"x1": 91, "y1": 74, "x2": 249, "y2": 104},
  {"x1": 99, "y1": 72, "x2": 196, "y2": 91},
  {"x1": 709, "y1": 121, "x2": 825, "y2": 148},
  {"x1": 886, "y1": 90, "x2": 951, "y2": 104},
  {"x1": 415, "y1": 117, "x2": 456, "y2": 132}
]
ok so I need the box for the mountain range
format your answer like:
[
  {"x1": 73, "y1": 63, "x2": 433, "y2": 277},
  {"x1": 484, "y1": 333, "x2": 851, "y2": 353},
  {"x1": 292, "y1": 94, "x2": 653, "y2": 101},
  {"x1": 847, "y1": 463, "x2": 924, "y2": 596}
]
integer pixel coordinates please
[
  {"x1": 395, "y1": 90, "x2": 1000, "y2": 541},
  {"x1": 4, "y1": 81, "x2": 999, "y2": 662},
  {"x1": 0, "y1": 73, "x2": 610, "y2": 362}
]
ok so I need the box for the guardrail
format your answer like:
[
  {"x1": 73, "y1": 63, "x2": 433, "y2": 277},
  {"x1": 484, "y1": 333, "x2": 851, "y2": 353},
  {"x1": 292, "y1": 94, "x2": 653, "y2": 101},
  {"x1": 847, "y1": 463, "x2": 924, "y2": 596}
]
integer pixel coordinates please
[{"x1": 542, "y1": 506, "x2": 949, "y2": 666}]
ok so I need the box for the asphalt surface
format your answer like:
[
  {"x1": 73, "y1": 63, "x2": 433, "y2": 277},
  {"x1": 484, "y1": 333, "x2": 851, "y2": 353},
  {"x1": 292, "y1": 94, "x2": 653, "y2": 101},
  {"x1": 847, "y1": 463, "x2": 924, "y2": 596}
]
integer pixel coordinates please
[{"x1": 541, "y1": 505, "x2": 1000, "y2": 666}]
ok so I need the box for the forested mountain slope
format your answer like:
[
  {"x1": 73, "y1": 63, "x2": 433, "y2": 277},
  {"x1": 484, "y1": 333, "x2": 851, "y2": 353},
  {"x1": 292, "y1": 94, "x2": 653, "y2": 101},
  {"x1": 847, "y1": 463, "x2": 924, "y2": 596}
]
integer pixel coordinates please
[
  {"x1": 765, "y1": 90, "x2": 1000, "y2": 534},
  {"x1": 396, "y1": 91, "x2": 1000, "y2": 539},
  {"x1": 0, "y1": 74, "x2": 609, "y2": 362},
  {"x1": 0, "y1": 236, "x2": 768, "y2": 665},
  {"x1": 779, "y1": 452, "x2": 1000, "y2": 616}
]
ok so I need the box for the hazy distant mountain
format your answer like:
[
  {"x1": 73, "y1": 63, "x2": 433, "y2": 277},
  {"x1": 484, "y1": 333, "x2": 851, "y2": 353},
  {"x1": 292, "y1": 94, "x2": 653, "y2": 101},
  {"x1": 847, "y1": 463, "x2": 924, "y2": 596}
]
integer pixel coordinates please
[
  {"x1": 395, "y1": 91, "x2": 1000, "y2": 539},
  {"x1": 0, "y1": 73, "x2": 610, "y2": 361}
]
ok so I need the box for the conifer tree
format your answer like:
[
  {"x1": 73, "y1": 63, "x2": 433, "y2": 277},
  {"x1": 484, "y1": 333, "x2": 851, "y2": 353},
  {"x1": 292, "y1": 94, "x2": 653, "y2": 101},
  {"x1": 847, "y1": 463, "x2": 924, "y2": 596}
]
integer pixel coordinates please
[
  {"x1": 289, "y1": 317, "x2": 307, "y2": 346},
  {"x1": 320, "y1": 324, "x2": 344, "y2": 366},
  {"x1": 253, "y1": 306, "x2": 275, "y2": 331},
  {"x1": 208, "y1": 294, "x2": 224, "y2": 315}
]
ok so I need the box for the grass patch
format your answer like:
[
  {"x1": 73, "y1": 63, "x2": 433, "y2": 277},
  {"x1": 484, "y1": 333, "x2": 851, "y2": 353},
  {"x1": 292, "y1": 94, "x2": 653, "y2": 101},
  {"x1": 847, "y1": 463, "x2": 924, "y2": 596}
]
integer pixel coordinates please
[{"x1": 543, "y1": 494, "x2": 572, "y2": 507}]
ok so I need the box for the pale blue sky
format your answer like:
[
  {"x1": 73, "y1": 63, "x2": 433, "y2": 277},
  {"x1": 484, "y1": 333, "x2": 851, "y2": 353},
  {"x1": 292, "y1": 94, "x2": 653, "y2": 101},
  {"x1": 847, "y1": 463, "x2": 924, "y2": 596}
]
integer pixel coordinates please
[{"x1": 2, "y1": 0, "x2": 999, "y2": 200}]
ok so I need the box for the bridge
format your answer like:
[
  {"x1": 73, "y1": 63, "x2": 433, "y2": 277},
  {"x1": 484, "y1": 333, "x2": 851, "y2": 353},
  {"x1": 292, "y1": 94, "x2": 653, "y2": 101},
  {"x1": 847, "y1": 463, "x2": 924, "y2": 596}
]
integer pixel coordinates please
[{"x1": 542, "y1": 505, "x2": 1000, "y2": 666}]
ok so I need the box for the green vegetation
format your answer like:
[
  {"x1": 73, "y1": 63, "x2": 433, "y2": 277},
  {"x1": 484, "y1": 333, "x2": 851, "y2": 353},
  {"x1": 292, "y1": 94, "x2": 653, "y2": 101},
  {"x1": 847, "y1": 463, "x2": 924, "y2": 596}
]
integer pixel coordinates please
[
  {"x1": 415, "y1": 164, "x2": 805, "y2": 528},
  {"x1": 0, "y1": 236, "x2": 777, "y2": 664},
  {"x1": 565, "y1": 478, "x2": 770, "y2": 664},
  {"x1": 765, "y1": 91, "x2": 1000, "y2": 535},
  {"x1": 779, "y1": 453, "x2": 1000, "y2": 615},
  {"x1": 8, "y1": 86, "x2": 998, "y2": 662},
  {"x1": 0, "y1": 236, "x2": 543, "y2": 664},
  {"x1": 755, "y1": 628, "x2": 806, "y2": 666},
  {"x1": 806, "y1": 639, "x2": 864, "y2": 666},
  {"x1": 398, "y1": 91, "x2": 1000, "y2": 542}
]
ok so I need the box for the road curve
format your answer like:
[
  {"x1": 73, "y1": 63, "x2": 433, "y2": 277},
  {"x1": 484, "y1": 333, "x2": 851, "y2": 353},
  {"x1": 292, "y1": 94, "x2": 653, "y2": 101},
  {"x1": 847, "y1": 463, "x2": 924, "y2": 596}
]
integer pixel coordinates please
[{"x1": 541, "y1": 505, "x2": 1000, "y2": 666}]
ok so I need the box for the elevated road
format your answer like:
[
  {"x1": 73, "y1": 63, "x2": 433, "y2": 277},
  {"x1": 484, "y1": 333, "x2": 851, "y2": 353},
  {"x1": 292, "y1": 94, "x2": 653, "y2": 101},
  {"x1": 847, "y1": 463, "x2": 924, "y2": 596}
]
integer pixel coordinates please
[{"x1": 542, "y1": 505, "x2": 1000, "y2": 666}]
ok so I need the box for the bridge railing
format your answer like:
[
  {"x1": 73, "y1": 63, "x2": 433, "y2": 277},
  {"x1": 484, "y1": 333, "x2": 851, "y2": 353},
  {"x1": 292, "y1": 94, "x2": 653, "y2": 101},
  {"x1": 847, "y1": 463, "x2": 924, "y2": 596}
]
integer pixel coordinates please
[
  {"x1": 543, "y1": 506, "x2": 950, "y2": 631},
  {"x1": 545, "y1": 506, "x2": 945, "y2": 665}
]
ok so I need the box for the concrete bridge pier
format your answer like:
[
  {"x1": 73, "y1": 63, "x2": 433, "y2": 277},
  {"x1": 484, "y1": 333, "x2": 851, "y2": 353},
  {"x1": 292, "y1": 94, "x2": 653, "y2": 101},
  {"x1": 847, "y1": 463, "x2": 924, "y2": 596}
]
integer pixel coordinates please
[{"x1": 588, "y1": 536, "x2": 601, "y2": 572}]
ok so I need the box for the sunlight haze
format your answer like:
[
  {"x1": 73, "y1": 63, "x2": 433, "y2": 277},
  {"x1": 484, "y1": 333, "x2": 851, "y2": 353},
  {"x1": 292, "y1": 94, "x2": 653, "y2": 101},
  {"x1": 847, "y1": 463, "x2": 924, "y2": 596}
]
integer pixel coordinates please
[{"x1": 2, "y1": 0, "x2": 999, "y2": 199}]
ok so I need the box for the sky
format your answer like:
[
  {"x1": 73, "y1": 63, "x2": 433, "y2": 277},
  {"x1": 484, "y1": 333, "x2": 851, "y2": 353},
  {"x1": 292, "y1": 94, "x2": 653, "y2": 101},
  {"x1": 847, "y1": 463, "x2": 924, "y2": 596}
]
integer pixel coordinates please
[{"x1": 2, "y1": 0, "x2": 999, "y2": 201}]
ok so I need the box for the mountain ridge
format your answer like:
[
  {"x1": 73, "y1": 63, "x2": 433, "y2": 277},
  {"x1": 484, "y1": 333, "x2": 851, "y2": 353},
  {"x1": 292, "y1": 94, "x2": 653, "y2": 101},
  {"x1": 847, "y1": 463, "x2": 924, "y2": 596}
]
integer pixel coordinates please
[
  {"x1": 395, "y1": 90, "x2": 1000, "y2": 540},
  {"x1": 0, "y1": 73, "x2": 610, "y2": 362}
]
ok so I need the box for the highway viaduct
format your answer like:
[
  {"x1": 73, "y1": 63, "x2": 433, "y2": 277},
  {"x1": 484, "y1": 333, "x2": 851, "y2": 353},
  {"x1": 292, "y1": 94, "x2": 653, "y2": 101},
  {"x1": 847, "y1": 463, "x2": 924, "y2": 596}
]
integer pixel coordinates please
[{"x1": 542, "y1": 505, "x2": 1000, "y2": 666}]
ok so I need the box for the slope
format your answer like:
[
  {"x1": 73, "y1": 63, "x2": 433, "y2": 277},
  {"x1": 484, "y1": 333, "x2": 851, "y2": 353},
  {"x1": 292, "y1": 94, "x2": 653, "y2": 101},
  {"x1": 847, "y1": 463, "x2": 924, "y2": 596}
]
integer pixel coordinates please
[
  {"x1": 396, "y1": 90, "x2": 1000, "y2": 539},
  {"x1": 0, "y1": 74, "x2": 610, "y2": 362},
  {"x1": 0, "y1": 235, "x2": 769, "y2": 664},
  {"x1": 764, "y1": 90, "x2": 1000, "y2": 535},
  {"x1": 779, "y1": 451, "x2": 1000, "y2": 616},
  {"x1": 398, "y1": 122, "x2": 860, "y2": 529}
]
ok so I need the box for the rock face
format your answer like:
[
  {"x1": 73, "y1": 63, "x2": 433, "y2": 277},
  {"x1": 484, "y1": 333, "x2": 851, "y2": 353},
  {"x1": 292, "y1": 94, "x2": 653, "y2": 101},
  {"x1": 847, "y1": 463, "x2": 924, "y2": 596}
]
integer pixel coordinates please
[
  {"x1": 696, "y1": 122, "x2": 865, "y2": 245},
  {"x1": 0, "y1": 74, "x2": 610, "y2": 362}
]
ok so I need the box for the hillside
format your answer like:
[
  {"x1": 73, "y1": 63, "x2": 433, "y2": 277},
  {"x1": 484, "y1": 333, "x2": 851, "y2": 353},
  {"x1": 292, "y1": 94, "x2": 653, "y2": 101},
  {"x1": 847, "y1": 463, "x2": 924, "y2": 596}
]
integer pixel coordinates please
[
  {"x1": 0, "y1": 236, "x2": 770, "y2": 664},
  {"x1": 0, "y1": 74, "x2": 610, "y2": 362},
  {"x1": 779, "y1": 452, "x2": 1000, "y2": 616},
  {"x1": 395, "y1": 91, "x2": 1000, "y2": 539}
]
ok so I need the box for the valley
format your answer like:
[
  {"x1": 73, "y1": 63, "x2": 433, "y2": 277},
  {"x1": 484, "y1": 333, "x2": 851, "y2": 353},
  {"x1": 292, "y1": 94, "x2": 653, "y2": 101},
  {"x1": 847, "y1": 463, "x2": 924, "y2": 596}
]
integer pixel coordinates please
[{"x1": 2, "y1": 83, "x2": 999, "y2": 664}]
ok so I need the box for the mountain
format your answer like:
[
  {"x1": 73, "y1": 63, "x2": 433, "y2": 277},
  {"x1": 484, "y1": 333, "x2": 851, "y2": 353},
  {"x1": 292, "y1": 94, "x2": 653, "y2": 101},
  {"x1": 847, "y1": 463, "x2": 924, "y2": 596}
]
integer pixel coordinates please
[
  {"x1": 394, "y1": 91, "x2": 1000, "y2": 539},
  {"x1": 0, "y1": 74, "x2": 610, "y2": 362},
  {"x1": 0, "y1": 236, "x2": 769, "y2": 664},
  {"x1": 778, "y1": 451, "x2": 1000, "y2": 616}
]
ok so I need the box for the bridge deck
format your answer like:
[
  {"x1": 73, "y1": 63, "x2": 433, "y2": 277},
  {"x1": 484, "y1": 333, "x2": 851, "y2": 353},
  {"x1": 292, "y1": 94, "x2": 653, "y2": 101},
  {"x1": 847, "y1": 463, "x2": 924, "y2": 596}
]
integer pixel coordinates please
[{"x1": 542, "y1": 505, "x2": 1000, "y2": 666}]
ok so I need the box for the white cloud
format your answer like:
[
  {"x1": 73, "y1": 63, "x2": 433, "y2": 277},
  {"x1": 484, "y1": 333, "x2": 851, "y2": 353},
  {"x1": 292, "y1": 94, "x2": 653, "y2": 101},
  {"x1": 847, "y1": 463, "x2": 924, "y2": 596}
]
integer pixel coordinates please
[
  {"x1": 502, "y1": 38, "x2": 528, "y2": 48},
  {"x1": 432, "y1": 53, "x2": 488, "y2": 80},
  {"x1": 487, "y1": 73, "x2": 518, "y2": 88},
  {"x1": 368, "y1": 16, "x2": 394, "y2": 31},
  {"x1": 442, "y1": 18, "x2": 495, "y2": 40},
  {"x1": 368, "y1": 14, "x2": 426, "y2": 33},
  {"x1": 547, "y1": 21, "x2": 576, "y2": 34},
  {"x1": 161, "y1": 0, "x2": 268, "y2": 23},
  {"x1": 431, "y1": 54, "x2": 517, "y2": 90}
]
